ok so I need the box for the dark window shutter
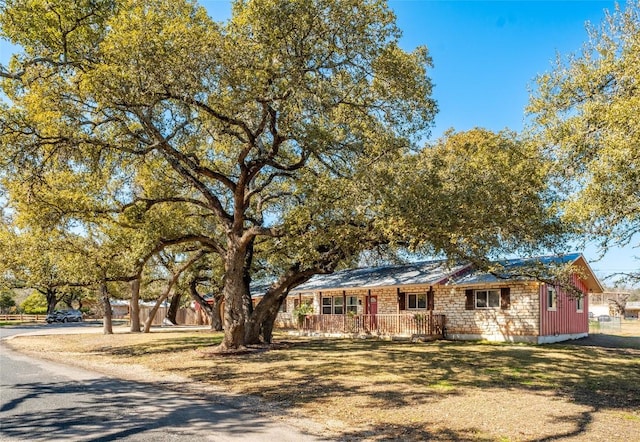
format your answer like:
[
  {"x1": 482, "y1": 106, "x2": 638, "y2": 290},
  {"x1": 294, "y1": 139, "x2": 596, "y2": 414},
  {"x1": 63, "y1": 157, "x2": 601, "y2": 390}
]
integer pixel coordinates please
[
  {"x1": 398, "y1": 293, "x2": 406, "y2": 311},
  {"x1": 501, "y1": 287, "x2": 511, "y2": 310},
  {"x1": 465, "y1": 289, "x2": 474, "y2": 310},
  {"x1": 427, "y1": 290, "x2": 434, "y2": 311}
]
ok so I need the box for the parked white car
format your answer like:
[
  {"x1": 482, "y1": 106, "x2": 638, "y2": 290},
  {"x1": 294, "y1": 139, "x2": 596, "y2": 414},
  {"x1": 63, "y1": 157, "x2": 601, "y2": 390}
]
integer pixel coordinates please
[{"x1": 46, "y1": 310, "x2": 83, "y2": 323}]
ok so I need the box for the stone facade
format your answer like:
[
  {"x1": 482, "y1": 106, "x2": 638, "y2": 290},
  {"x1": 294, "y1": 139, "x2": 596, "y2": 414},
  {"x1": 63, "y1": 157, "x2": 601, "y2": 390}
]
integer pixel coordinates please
[
  {"x1": 283, "y1": 281, "x2": 543, "y2": 342},
  {"x1": 434, "y1": 282, "x2": 541, "y2": 342}
]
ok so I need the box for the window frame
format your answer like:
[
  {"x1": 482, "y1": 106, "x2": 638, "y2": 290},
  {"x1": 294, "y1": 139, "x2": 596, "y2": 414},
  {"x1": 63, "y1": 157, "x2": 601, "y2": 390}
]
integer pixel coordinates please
[
  {"x1": 321, "y1": 296, "x2": 345, "y2": 315},
  {"x1": 406, "y1": 293, "x2": 427, "y2": 310},
  {"x1": 333, "y1": 296, "x2": 344, "y2": 315},
  {"x1": 475, "y1": 289, "x2": 500, "y2": 309},
  {"x1": 321, "y1": 297, "x2": 333, "y2": 315},
  {"x1": 547, "y1": 287, "x2": 557, "y2": 311},
  {"x1": 576, "y1": 295, "x2": 584, "y2": 312},
  {"x1": 346, "y1": 296, "x2": 358, "y2": 313}
]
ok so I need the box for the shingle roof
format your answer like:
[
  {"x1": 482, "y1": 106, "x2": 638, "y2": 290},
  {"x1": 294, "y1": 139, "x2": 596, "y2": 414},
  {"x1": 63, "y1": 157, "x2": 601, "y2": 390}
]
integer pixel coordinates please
[
  {"x1": 451, "y1": 253, "x2": 584, "y2": 285},
  {"x1": 291, "y1": 260, "x2": 469, "y2": 292},
  {"x1": 253, "y1": 252, "x2": 602, "y2": 297}
]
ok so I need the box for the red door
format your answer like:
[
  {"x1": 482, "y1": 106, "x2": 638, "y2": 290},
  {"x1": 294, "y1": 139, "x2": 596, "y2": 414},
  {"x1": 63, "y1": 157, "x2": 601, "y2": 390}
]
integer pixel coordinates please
[
  {"x1": 368, "y1": 295, "x2": 378, "y2": 329},
  {"x1": 368, "y1": 296, "x2": 378, "y2": 316}
]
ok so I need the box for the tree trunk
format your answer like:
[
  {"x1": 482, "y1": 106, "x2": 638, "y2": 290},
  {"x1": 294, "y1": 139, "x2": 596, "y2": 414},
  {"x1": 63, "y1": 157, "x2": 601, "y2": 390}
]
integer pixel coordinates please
[
  {"x1": 144, "y1": 251, "x2": 205, "y2": 333},
  {"x1": 261, "y1": 313, "x2": 277, "y2": 344},
  {"x1": 199, "y1": 293, "x2": 224, "y2": 331},
  {"x1": 101, "y1": 282, "x2": 113, "y2": 335},
  {"x1": 245, "y1": 292, "x2": 286, "y2": 344},
  {"x1": 188, "y1": 278, "x2": 223, "y2": 330},
  {"x1": 143, "y1": 290, "x2": 170, "y2": 333},
  {"x1": 45, "y1": 289, "x2": 58, "y2": 314},
  {"x1": 244, "y1": 265, "x2": 320, "y2": 344},
  {"x1": 210, "y1": 294, "x2": 223, "y2": 331},
  {"x1": 129, "y1": 277, "x2": 141, "y2": 332},
  {"x1": 220, "y1": 275, "x2": 249, "y2": 349},
  {"x1": 219, "y1": 245, "x2": 251, "y2": 349},
  {"x1": 167, "y1": 292, "x2": 182, "y2": 325}
]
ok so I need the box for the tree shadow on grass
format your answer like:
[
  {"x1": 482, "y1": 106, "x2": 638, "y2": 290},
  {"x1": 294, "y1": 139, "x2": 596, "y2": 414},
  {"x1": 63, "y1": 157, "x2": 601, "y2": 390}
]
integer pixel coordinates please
[
  {"x1": 53, "y1": 335, "x2": 640, "y2": 441},
  {"x1": 178, "y1": 337, "x2": 640, "y2": 408},
  {"x1": 337, "y1": 423, "x2": 496, "y2": 442},
  {"x1": 336, "y1": 409, "x2": 596, "y2": 442},
  {"x1": 94, "y1": 335, "x2": 223, "y2": 357},
  {"x1": 201, "y1": 338, "x2": 639, "y2": 440}
]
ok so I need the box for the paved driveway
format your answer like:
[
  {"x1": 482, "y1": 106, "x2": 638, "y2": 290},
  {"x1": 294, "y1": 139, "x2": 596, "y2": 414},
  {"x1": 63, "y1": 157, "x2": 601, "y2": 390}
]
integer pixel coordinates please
[{"x1": 1, "y1": 325, "x2": 323, "y2": 441}]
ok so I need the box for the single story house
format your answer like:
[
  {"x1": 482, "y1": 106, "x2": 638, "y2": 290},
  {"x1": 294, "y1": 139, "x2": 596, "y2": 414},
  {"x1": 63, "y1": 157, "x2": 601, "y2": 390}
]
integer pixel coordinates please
[
  {"x1": 110, "y1": 299, "x2": 131, "y2": 318},
  {"x1": 625, "y1": 302, "x2": 640, "y2": 319},
  {"x1": 276, "y1": 253, "x2": 603, "y2": 344}
]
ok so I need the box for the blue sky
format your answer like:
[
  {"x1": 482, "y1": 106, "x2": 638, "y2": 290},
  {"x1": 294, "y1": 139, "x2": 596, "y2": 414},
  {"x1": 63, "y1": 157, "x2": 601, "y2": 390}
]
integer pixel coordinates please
[{"x1": 1, "y1": 1, "x2": 637, "y2": 285}]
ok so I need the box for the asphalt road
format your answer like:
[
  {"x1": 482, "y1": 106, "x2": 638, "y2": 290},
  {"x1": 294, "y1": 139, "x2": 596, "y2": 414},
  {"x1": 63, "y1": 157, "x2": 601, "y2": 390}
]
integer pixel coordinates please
[{"x1": 0, "y1": 325, "x2": 323, "y2": 441}]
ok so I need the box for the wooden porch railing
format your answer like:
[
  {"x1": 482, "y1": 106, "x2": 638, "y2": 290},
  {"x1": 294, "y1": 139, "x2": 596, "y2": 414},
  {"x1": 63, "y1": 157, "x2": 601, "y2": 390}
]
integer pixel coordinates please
[{"x1": 302, "y1": 313, "x2": 445, "y2": 337}]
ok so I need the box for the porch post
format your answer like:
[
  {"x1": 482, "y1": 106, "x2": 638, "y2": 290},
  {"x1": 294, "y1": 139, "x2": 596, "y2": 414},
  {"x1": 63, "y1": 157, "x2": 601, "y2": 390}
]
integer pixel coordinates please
[
  {"x1": 429, "y1": 311, "x2": 434, "y2": 335},
  {"x1": 396, "y1": 288, "x2": 401, "y2": 334},
  {"x1": 343, "y1": 290, "x2": 347, "y2": 331},
  {"x1": 429, "y1": 285, "x2": 433, "y2": 335}
]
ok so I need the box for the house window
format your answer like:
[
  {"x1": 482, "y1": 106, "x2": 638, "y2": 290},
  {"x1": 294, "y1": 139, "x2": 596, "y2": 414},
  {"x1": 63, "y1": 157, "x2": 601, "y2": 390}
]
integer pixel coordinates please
[
  {"x1": 322, "y1": 296, "x2": 344, "y2": 315},
  {"x1": 334, "y1": 297, "x2": 344, "y2": 314},
  {"x1": 547, "y1": 287, "x2": 557, "y2": 311},
  {"x1": 322, "y1": 297, "x2": 332, "y2": 314},
  {"x1": 346, "y1": 296, "x2": 358, "y2": 313},
  {"x1": 576, "y1": 295, "x2": 584, "y2": 312},
  {"x1": 278, "y1": 301, "x2": 287, "y2": 313},
  {"x1": 475, "y1": 289, "x2": 500, "y2": 308},
  {"x1": 407, "y1": 293, "x2": 427, "y2": 309}
]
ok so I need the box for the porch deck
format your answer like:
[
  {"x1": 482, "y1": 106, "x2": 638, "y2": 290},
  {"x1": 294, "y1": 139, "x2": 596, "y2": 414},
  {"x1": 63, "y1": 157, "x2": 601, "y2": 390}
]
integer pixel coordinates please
[{"x1": 301, "y1": 313, "x2": 446, "y2": 337}]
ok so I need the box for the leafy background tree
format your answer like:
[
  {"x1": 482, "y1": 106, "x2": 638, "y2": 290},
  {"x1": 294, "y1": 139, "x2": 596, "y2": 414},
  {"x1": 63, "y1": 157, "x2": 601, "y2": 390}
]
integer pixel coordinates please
[
  {"x1": 387, "y1": 128, "x2": 569, "y2": 264},
  {"x1": 20, "y1": 291, "x2": 47, "y2": 314},
  {"x1": 528, "y1": 0, "x2": 640, "y2": 284},
  {"x1": 0, "y1": 288, "x2": 17, "y2": 313}
]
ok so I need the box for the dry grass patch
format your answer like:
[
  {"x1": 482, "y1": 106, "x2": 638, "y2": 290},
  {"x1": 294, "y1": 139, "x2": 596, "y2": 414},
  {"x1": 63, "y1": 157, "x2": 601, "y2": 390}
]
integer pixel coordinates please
[{"x1": 9, "y1": 331, "x2": 640, "y2": 441}]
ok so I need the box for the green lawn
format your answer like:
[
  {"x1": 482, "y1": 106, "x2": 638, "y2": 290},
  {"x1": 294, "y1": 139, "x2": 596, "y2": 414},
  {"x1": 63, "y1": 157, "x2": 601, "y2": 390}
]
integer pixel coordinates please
[{"x1": 9, "y1": 327, "x2": 640, "y2": 441}]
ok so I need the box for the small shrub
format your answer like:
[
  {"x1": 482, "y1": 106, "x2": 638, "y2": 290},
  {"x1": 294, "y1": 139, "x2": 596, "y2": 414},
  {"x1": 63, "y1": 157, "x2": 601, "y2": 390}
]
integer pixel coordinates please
[
  {"x1": 21, "y1": 292, "x2": 48, "y2": 314},
  {"x1": 293, "y1": 302, "x2": 314, "y2": 327}
]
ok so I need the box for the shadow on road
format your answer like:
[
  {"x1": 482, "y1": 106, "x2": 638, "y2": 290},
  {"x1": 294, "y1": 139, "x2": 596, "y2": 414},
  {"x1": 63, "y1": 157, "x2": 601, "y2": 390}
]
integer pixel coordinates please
[{"x1": 1, "y1": 376, "x2": 278, "y2": 441}]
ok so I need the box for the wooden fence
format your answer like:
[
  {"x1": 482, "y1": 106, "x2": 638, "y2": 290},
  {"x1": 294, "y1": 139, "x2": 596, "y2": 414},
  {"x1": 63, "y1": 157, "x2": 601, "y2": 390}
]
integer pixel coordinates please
[
  {"x1": 138, "y1": 307, "x2": 211, "y2": 326},
  {"x1": 302, "y1": 313, "x2": 445, "y2": 337},
  {"x1": 0, "y1": 314, "x2": 46, "y2": 322}
]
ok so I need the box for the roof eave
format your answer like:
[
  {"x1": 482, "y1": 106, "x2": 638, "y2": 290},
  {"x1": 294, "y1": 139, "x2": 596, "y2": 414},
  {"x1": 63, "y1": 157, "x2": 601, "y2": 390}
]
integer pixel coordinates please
[{"x1": 571, "y1": 254, "x2": 605, "y2": 294}]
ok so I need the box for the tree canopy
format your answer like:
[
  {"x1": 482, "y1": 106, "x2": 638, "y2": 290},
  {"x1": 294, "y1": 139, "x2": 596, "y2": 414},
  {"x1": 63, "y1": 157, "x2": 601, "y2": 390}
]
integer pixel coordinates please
[
  {"x1": 0, "y1": 0, "x2": 437, "y2": 348},
  {"x1": 528, "y1": 0, "x2": 640, "y2": 283},
  {"x1": 0, "y1": 0, "x2": 572, "y2": 348},
  {"x1": 389, "y1": 128, "x2": 568, "y2": 264}
]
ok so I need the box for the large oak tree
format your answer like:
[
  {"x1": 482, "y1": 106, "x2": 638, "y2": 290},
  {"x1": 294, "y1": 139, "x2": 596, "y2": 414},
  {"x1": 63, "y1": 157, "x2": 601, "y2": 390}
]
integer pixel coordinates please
[{"x1": 1, "y1": 0, "x2": 436, "y2": 349}]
